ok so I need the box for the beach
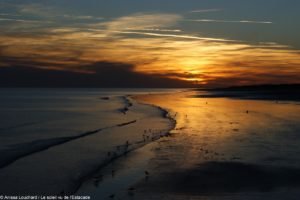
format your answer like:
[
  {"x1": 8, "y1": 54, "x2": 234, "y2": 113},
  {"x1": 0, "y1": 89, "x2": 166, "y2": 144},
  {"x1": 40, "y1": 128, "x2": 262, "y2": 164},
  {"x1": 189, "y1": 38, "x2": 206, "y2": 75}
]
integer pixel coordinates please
[
  {"x1": 1, "y1": 89, "x2": 300, "y2": 199},
  {"x1": 78, "y1": 89, "x2": 300, "y2": 199},
  {"x1": 129, "y1": 91, "x2": 300, "y2": 199}
]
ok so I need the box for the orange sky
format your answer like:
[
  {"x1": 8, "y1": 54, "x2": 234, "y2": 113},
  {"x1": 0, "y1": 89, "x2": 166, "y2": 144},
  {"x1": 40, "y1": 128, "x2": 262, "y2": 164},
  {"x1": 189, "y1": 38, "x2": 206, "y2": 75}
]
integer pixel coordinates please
[{"x1": 1, "y1": 10, "x2": 300, "y2": 87}]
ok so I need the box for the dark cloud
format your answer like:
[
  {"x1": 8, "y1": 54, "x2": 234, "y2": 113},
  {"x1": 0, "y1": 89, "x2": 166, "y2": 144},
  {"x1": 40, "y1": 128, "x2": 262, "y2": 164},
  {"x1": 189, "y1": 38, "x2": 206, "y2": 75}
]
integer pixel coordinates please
[
  {"x1": 199, "y1": 71, "x2": 300, "y2": 88},
  {"x1": 0, "y1": 62, "x2": 196, "y2": 88}
]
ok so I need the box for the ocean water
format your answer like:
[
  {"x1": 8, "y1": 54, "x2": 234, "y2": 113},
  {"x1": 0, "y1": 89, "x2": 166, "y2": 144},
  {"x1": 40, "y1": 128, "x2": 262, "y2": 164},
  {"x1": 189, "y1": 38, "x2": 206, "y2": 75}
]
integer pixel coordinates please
[{"x1": 0, "y1": 88, "x2": 179, "y2": 195}]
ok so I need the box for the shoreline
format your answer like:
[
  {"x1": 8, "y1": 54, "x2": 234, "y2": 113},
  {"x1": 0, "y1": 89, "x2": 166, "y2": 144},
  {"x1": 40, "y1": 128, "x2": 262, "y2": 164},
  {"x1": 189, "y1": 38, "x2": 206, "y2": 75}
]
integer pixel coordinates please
[
  {"x1": 0, "y1": 91, "x2": 178, "y2": 196},
  {"x1": 129, "y1": 95, "x2": 177, "y2": 129},
  {"x1": 73, "y1": 94, "x2": 178, "y2": 195}
]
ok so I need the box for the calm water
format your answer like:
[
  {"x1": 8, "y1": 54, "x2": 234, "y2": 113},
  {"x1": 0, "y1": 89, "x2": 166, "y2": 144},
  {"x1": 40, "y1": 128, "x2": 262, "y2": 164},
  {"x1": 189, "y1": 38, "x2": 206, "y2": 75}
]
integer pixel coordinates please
[{"x1": 0, "y1": 88, "x2": 179, "y2": 195}]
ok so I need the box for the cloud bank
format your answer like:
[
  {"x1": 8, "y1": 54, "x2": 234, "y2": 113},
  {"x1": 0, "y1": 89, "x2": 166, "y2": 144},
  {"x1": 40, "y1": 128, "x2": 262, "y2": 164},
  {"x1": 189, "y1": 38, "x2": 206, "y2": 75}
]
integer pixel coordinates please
[{"x1": 0, "y1": 62, "x2": 196, "y2": 88}]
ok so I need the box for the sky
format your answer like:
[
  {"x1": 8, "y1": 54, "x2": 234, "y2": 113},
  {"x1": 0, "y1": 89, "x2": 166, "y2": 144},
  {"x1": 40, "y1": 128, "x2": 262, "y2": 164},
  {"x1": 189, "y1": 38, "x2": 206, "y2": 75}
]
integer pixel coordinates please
[{"x1": 0, "y1": 0, "x2": 300, "y2": 88}]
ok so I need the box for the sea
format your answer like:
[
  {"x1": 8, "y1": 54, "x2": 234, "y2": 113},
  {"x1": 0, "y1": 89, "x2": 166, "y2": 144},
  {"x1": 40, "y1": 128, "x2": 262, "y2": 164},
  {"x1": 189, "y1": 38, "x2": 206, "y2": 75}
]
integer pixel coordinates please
[{"x1": 0, "y1": 88, "x2": 179, "y2": 195}]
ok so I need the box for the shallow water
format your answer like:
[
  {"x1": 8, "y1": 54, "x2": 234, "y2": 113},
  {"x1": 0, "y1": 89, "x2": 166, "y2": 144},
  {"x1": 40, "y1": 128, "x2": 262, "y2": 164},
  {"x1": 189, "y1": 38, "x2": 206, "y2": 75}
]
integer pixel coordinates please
[{"x1": 0, "y1": 88, "x2": 179, "y2": 195}]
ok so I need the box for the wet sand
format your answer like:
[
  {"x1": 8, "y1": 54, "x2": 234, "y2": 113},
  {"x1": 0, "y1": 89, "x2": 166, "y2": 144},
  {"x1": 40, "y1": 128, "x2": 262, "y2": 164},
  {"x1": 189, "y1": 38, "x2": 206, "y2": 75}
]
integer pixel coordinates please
[
  {"x1": 133, "y1": 91, "x2": 300, "y2": 199},
  {"x1": 77, "y1": 90, "x2": 300, "y2": 199}
]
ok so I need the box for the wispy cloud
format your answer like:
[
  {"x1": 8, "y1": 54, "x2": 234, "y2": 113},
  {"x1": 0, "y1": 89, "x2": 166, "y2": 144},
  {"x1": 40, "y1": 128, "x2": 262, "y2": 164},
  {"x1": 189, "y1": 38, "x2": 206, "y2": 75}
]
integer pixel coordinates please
[
  {"x1": 18, "y1": 3, "x2": 57, "y2": 17},
  {"x1": 15, "y1": 3, "x2": 104, "y2": 22},
  {"x1": 99, "y1": 13, "x2": 182, "y2": 31},
  {"x1": 62, "y1": 15, "x2": 104, "y2": 21},
  {"x1": 189, "y1": 9, "x2": 221, "y2": 13},
  {"x1": 186, "y1": 19, "x2": 273, "y2": 24},
  {"x1": 124, "y1": 28, "x2": 182, "y2": 33},
  {"x1": 0, "y1": 13, "x2": 22, "y2": 17},
  {"x1": 115, "y1": 31, "x2": 237, "y2": 42},
  {"x1": 0, "y1": 17, "x2": 53, "y2": 24}
]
